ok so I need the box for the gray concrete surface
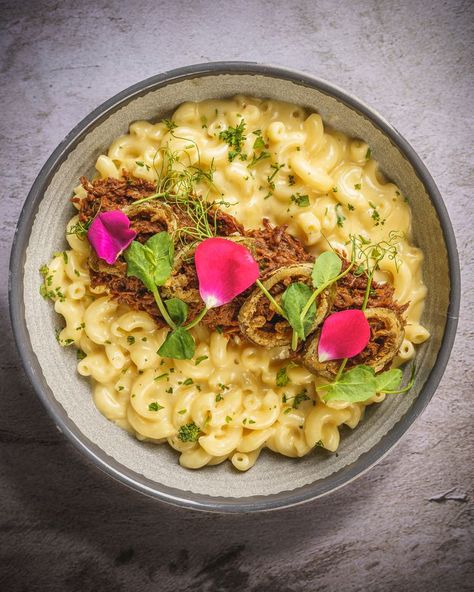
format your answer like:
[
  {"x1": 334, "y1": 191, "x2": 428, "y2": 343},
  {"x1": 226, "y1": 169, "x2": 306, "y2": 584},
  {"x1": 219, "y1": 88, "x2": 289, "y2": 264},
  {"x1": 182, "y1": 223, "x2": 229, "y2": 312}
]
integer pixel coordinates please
[{"x1": 0, "y1": 1, "x2": 473, "y2": 590}]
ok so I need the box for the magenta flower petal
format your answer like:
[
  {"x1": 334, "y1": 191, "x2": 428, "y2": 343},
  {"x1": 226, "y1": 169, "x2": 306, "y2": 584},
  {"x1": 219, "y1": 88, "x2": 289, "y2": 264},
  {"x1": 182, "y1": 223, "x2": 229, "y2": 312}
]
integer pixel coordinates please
[
  {"x1": 195, "y1": 238, "x2": 260, "y2": 308},
  {"x1": 87, "y1": 210, "x2": 137, "y2": 265},
  {"x1": 318, "y1": 309, "x2": 371, "y2": 362}
]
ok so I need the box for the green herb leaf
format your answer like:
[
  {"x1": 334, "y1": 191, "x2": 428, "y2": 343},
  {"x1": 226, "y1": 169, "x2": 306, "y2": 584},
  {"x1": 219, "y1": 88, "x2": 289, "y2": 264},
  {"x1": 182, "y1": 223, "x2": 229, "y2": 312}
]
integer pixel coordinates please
[
  {"x1": 195, "y1": 355, "x2": 208, "y2": 366},
  {"x1": 281, "y1": 282, "x2": 316, "y2": 340},
  {"x1": 148, "y1": 401, "x2": 164, "y2": 412},
  {"x1": 177, "y1": 422, "x2": 201, "y2": 442},
  {"x1": 219, "y1": 120, "x2": 246, "y2": 162},
  {"x1": 374, "y1": 368, "x2": 403, "y2": 392},
  {"x1": 124, "y1": 232, "x2": 174, "y2": 291},
  {"x1": 320, "y1": 365, "x2": 377, "y2": 403},
  {"x1": 292, "y1": 390, "x2": 310, "y2": 408},
  {"x1": 290, "y1": 193, "x2": 310, "y2": 207},
  {"x1": 158, "y1": 327, "x2": 195, "y2": 360},
  {"x1": 145, "y1": 232, "x2": 174, "y2": 286},
  {"x1": 165, "y1": 298, "x2": 188, "y2": 326},
  {"x1": 253, "y1": 136, "x2": 266, "y2": 150},
  {"x1": 276, "y1": 367, "x2": 290, "y2": 387},
  {"x1": 335, "y1": 203, "x2": 346, "y2": 227},
  {"x1": 311, "y1": 251, "x2": 342, "y2": 289}
]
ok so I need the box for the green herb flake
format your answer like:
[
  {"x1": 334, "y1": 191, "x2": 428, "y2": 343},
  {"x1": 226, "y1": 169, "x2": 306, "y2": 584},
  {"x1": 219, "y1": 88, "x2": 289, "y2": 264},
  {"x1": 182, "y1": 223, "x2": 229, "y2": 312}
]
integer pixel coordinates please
[
  {"x1": 225, "y1": 415, "x2": 232, "y2": 423},
  {"x1": 195, "y1": 355, "x2": 208, "y2": 366},
  {"x1": 288, "y1": 174, "x2": 295, "y2": 186},
  {"x1": 219, "y1": 120, "x2": 246, "y2": 162},
  {"x1": 183, "y1": 378, "x2": 194, "y2": 386},
  {"x1": 154, "y1": 373, "x2": 168, "y2": 381},
  {"x1": 76, "y1": 349, "x2": 86, "y2": 360},
  {"x1": 178, "y1": 409, "x2": 187, "y2": 415},
  {"x1": 247, "y1": 150, "x2": 271, "y2": 168},
  {"x1": 276, "y1": 367, "x2": 290, "y2": 387},
  {"x1": 290, "y1": 193, "x2": 310, "y2": 207},
  {"x1": 354, "y1": 183, "x2": 361, "y2": 190},
  {"x1": 148, "y1": 402, "x2": 164, "y2": 412},
  {"x1": 177, "y1": 422, "x2": 201, "y2": 442},
  {"x1": 127, "y1": 336, "x2": 136, "y2": 345},
  {"x1": 292, "y1": 390, "x2": 310, "y2": 408},
  {"x1": 335, "y1": 203, "x2": 346, "y2": 227},
  {"x1": 366, "y1": 147, "x2": 372, "y2": 160},
  {"x1": 215, "y1": 394, "x2": 224, "y2": 403}
]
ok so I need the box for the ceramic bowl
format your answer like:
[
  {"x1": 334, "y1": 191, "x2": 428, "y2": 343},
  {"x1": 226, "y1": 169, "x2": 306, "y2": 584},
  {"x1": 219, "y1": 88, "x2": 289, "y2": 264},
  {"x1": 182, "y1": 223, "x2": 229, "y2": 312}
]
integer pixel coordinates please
[{"x1": 9, "y1": 62, "x2": 460, "y2": 512}]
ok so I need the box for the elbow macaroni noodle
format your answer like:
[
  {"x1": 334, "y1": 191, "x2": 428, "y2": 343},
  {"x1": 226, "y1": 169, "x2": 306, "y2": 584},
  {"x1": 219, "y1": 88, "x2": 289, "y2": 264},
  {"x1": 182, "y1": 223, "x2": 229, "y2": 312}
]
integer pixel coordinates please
[{"x1": 45, "y1": 96, "x2": 429, "y2": 471}]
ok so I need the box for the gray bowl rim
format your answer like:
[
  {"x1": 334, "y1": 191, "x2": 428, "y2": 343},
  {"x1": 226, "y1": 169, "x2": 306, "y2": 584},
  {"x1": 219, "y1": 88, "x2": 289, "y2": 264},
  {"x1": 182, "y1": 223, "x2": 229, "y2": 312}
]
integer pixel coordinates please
[{"x1": 9, "y1": 61, "x2": 460, "y2": 513}]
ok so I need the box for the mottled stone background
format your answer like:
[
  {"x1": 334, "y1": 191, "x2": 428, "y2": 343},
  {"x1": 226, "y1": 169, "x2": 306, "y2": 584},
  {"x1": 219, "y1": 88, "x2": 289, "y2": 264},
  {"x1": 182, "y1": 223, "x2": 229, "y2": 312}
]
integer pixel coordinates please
[{"x1": 0, "y1": 1, "x2": 473, "y2": 590}]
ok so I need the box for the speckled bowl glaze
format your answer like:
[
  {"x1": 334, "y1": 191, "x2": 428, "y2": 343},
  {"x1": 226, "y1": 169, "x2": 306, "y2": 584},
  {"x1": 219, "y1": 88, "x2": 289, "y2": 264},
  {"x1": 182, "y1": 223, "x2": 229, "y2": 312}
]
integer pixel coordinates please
[{"x1": 9, "y1": 63, "x2": 460, "y2": 512}]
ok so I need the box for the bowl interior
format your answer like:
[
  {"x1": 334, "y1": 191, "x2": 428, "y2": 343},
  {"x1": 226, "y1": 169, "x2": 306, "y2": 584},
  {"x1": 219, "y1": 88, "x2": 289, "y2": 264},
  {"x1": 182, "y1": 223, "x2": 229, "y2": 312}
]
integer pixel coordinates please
[{"x1": 19, "y1": 69, "x2": 451, "y2": 504}]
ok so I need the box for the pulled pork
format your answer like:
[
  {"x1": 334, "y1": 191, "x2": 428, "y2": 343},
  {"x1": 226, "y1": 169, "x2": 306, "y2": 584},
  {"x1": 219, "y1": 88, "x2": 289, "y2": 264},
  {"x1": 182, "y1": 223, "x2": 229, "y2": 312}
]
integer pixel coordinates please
[
  {"x1": 332, "y1": 260, "x2": 408, "y2": 317},
  {"x1": 77, "y1": 175, "x2": 406, "y2": 338}
]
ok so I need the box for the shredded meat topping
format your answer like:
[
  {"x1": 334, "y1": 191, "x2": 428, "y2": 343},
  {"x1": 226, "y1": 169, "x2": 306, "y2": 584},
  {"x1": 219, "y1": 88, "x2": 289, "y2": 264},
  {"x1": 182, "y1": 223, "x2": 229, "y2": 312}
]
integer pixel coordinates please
[
  {"x1": 333, "y1": 260, "x2": 407, "y2": 317},
  {"x1": 77, "y1": 175, "x2": 406, "y2": 338}
]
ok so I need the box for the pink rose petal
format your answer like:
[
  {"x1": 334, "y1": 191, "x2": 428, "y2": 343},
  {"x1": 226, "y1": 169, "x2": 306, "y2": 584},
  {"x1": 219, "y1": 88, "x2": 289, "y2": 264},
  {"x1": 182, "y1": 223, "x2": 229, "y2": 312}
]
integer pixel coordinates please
[
  {"x1": 87, "y1": 210, "x2": 137, "y2": 265},
  {"x1": 318, "y1": 309, "x2": 370, "y2": 362},
  {"x1": 195, "y1": 238, "x2": 260, "y2": 308}
]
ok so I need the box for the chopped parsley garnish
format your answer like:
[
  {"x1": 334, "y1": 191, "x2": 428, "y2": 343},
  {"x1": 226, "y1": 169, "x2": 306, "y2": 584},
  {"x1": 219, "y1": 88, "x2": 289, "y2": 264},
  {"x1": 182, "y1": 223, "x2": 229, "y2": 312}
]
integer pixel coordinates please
[
  {"x1": 332, "y1": 186, "x2": 338, "y2": 193},
  {"x1": 248, "y1": 150, "x2": 271, "y2": 168},
  {"x1": 76, "y1": 349, "x2": 86, "y2": 360},
  {"x1": 248, "y1": 419, "x2": 256, "y2": 424},
  {"x1": 335, "y1": 203, "x2": 346, "y2": 227},
  {"x1": 290, "y1": 193, "x2": 310, "y2": 207},
  {"x1": 178, "y1": 409, "x2": 187, "y2": 415},
  {"x1": 219, "y1": 120, "x2": 247, "y2": 162},
  {"x1": 218, "y1": 383, "x2": 230, "y2": 391},
  {"x1": 148, "y1": 402, "x2": 164, "y2": 412},
  {"x1": 195, "y1": 355, "x2": 208, "y2": 366},
  {"x1": 225, "y1": 415, "x2": 232, "y2": 423},
  {"x1": 267, "y1": 162, "x2": 284, "y2": 187},
  {"x1": 163, "y1": 119, "x2": 177, "y2": 131},
  {"x1": 276, "y1": 366, "x2": 290, "y2": 387},
  {"x1": 154, "y1": 373, "x2": 168, "y2": 381},
  {"x1": 253, "y1": 136, "x2": 266, "y2": 150},
  {"x1": 288, "y1": 174, "x2": 295, "y2": 186},
  {"x1": 127, "y1": 336, "x2": 135, "y2": 345},
  {"x1": 348, "y1": 204, "x2": 355, "y2": 211},
  {"x1": 183, "y1": 378, "x2": 194, "y2": 386},
  {"x1": 177, "y1": 422, "x2": 201, "y2": 442},
  {"x1": 369, "y1": 201, "x2": 385, "y2": 226},
  {"x1": 293, "y1": 390, "x2": 310, "y2": 408},
  {"x1": 283, "y1": 389, "x2": 310, "y2": 409},
  {"x1": 366, "y1": 147, "x2": 372, "y2": 160},
  {"x1": 215, "y1": 394, "x2": 224, "y2": 402},
  {"x1": 354, "y1": 183, "x2": 361, "y2": 190}
]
